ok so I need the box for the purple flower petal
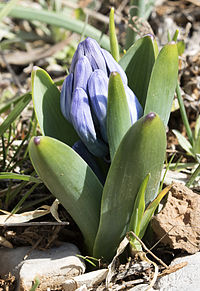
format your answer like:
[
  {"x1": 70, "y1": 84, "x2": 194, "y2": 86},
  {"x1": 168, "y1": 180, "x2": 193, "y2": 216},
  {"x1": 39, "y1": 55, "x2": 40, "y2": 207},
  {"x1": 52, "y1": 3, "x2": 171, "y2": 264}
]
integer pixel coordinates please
[
  {"x1": 60, "y1": 73, "x2": 73, "y2": 123},
  {"x1": 101, "y1": 49, "x2": 127, "y2": 85},
  {"x1": 125, "y1": 86, "x2": 143, "y2": 124},
  {"x1": 83, "y1": 38, "x2": 107, "y2": 73},
  {"x1": 70, "y1": 88, "x2": 108, "y2": 157},
  {"x1": 88, "y1": 70, "x2": 109, "y2": 142},
  {"x1": 74, "y1": 56, "x2": 92, "y2": 92},
  {"x1": 70, "y1": 43, "x2": 85, "y2": 73}
]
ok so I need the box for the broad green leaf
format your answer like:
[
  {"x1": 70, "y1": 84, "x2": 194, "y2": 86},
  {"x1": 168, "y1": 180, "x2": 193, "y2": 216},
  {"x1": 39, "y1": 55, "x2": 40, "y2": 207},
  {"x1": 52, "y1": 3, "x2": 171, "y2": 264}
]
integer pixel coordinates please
[
  {"x1": 119, "y1": 35, "x2": 157, "y2": 109},
  {"x1": 93, "y1": 113, "x2": 166, "y2": 261},
  {"x1": 172, "y1": 129, "x2": 194, "y2": 156},
  {"x1": 129, "y1": 173, "x2": 150, "y2": 236},
  {"x1": 31, "y1": 67, "x2": 78, "y2": 146},
  {"x1": 144, "y1": 42, "x2": 179, "y2": 126},
  {"x1": 109, "y1": 7, "x2": 119, "y2": 62},
  {"x1": 29, "y1": 136, "x2": 103, "y2": 254},
  {"x1": 107, "y1": 72, "x2": 132, "y2": 161},
  {"x1": 139, "y1": 184, "x2": 172, "y2": 239},
  {"x1": 0, "y1": 93, "x2": 31, "y2": 136},
  {"x1": 0, "y1": 172, "x2": 42, "y2": 184},
  {"x1": 0, "y1": 4, "x2": 110, "y2": 50}
]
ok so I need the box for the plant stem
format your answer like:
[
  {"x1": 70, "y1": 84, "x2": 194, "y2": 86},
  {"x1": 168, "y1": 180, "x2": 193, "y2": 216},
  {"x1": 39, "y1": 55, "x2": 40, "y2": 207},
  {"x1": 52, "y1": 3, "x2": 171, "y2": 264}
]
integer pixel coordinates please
[
  {"x1": 186, "y1": 163, "x2": 200, "y2": 188},
  {"x1": 125, "y1": 0, "x2": 146, "y2": 49},
  {"x1": 176, "y1": 83, "x2": 193, "y2": 145}
]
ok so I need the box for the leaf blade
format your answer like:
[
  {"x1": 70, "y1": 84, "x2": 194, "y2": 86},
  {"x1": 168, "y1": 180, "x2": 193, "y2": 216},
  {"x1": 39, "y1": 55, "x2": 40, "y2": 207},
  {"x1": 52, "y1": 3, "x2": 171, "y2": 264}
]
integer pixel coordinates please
[
  {"x1": 144, "y1": 42, "x2": 179, "y2": 126},
  {"x1": 107, "y1": 72, "x2": 132, "y2": 160},
  {"x1": 29, "y1": 136, "x2": 103, "y2": 254},
  {"x1": 93, "y1": 113, "x2": 166, "y2": 261},
  {"x1": 119, "y1": 35, "x2": 157, "y2": 109},
  {"x1": 31, "y1": 67, "x2": 78, "y2": 146}
]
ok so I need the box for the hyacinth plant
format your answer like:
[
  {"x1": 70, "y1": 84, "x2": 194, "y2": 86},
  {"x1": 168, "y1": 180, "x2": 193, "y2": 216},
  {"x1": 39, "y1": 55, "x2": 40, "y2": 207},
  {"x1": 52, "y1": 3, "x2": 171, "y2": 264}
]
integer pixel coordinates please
[{"x1": 29, "y1": 10, "x2": 178, "y2": 262}]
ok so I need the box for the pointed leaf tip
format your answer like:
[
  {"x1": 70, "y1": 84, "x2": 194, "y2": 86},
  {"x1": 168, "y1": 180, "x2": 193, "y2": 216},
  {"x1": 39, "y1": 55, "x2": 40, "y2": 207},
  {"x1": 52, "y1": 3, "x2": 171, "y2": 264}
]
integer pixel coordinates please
[
  {"x1": 34, "y1": 136, "x2": 41, "y2": 145},
  {"x1": 145, "y1": 112, "x2": 156, "y2": 121},
  {"x1": 32, "y1": 66, "x2": 39, "y2": 72}
]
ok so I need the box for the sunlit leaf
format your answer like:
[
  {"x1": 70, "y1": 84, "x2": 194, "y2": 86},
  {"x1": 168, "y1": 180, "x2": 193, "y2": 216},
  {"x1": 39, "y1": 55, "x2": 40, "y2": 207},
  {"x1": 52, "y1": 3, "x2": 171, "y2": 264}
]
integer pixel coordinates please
[
  {"x1": 31, "y1": 67, "x2": 78, "y2": 146},
  {"x1": 29, "y1": 136, "x2": 103, "y2": 253}
]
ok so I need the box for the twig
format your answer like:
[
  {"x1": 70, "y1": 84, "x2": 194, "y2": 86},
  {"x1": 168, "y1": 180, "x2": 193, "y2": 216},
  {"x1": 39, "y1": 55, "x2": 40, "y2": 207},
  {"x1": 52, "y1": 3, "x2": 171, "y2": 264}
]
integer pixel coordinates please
[{"x1": 127, "y1": 231, "x2": 168, "y2": 269}]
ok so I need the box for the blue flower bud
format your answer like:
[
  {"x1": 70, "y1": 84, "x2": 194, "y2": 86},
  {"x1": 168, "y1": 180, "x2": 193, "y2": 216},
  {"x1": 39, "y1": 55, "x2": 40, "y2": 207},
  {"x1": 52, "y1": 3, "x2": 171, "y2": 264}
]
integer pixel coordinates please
[
  {"x1": 60, "y1": 37, "x2": 143, "y2": 157},
  {"x1": 88, "y1": 70, "x2": 109, "y2": 143},
  {"x1": 70, "y1": 88, "x2": 108, "y2": 157}
]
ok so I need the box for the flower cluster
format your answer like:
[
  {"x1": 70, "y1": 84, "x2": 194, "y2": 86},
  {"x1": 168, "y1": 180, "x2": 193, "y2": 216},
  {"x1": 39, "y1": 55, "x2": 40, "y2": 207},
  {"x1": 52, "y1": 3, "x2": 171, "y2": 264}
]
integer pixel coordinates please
[{"x1": 60, "y1": 37, "x2": 142, "y2": 157}]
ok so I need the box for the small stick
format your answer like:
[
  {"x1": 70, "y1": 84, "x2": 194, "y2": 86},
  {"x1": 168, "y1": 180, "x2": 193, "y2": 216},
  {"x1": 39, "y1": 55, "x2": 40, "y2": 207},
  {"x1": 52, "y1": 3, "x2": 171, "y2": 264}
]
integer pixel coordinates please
[{"x1": 127, "y1": 231, "x2": 169, "y2": 269}]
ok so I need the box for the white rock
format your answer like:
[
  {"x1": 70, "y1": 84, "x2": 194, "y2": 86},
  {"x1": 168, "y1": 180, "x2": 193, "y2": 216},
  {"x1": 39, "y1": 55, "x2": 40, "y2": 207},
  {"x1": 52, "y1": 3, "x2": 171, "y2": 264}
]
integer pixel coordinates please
[
  {"x1": 63, "y1": 268, "x2": 108, "y2": 291},
  {"x1": 154, "y1": 253, "x2": 200, "y2": 291},
  {"x1": 0, "y1": 243, "x2": 85, "y2": 290}
]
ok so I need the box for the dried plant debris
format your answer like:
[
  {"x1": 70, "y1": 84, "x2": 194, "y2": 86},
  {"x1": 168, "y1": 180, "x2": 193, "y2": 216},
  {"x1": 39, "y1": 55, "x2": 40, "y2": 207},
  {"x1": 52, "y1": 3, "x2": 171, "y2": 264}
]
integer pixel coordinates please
[
  {"x1": 0, "y1": 273, "x2": 16, "y2": 291},
  {"x1": 152, "y1": 182, "x2": 200, "y2": 253}
]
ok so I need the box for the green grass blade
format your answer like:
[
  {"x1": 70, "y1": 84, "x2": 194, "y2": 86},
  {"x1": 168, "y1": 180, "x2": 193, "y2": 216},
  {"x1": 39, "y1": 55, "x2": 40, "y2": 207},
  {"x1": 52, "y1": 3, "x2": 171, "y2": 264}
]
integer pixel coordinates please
[
  {"x1": 0, "y1": 93, "x2": 31, "y2": 136},
  {"x1": 0, "y1": 0, "x2": 19, "y2": 22},
  {"x1": 119, "y1": 35, "x2": 157, "y2": 109},
  {"x1": 31, "y1": 67, "x2": 78, "y2": 146},
  {"x1": 139, "y1": 184, "x2": 172, "y2": 239},
  {"x1": 176, "y1": 83, "x2": 193, "y2": 145},
  {"x1": 93, "y1": 113, "x2": 166, "y2": 261},
  {"x1": 109, "y1": 7, "x2": 119, "y2": 62},
  {"x1": 0, "y1": 173, "x2": 42, "y2": 184},
  {"x1": 172, "y1": 129, "x2": 194, "y2": 156},
  {"x1": 144, "y1": 42, "x2": 179, "y2": 126},
  {"x1": 107, "y1": 72, "x2": 132, "y2": 161},
  {"x1": 0, "y1": 4, "x2": 110, "y2": 50},
  {"x1": 129, "y1": 173, "x2": 150, "y2": 236},
  {"x1": 29, "y1": 136, "x2": 103, "y2": 254}
]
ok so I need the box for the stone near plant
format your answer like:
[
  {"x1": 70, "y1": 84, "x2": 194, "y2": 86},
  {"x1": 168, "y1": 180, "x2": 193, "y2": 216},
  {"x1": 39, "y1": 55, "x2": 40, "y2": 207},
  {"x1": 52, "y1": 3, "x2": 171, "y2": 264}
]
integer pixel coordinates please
[
  {"x1": 152, "y1": 182, "x2": 200, "y2": 254},
  {"x1": 154, "y1": 252, "x2": 200, "y2": 290},
  {"x1": 0, "y1": 242, "x2": 85, "y2": 291},
  {"x1": 62, "y1": 268, "x2": 108, "y2": 291}
]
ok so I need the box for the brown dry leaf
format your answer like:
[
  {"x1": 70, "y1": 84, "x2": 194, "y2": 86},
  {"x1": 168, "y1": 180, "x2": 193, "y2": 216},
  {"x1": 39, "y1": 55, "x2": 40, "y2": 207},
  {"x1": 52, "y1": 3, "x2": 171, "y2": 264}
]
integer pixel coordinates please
[
  {"x1": 0, "y1": 206, "x2": 51, "y2": 224},
  {"x1": 106, "y1": 236, "x2": 130, "y2": 286},
  {"x1": 159, "y1": 262, "x2": 188, "y2": 278},
  {"x1": 0, "y1": 236, "x2": 13, "y2": 248},
  {"x1": 50, "y1": 199, "x2": 62, "y2": 223},
  {"x1": 0, "y1": 38, "x2": 71, "y2": 66}
]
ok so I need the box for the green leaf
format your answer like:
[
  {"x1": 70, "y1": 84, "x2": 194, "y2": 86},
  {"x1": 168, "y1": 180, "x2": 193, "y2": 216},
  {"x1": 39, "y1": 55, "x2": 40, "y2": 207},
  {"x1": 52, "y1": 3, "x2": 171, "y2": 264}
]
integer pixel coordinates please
[
  {"x1": 109, "y1": 7, "x2": 119, "y2": 62},
  {"x1": 107, "y1": 72, "x2": 132, "y2": 161},
  {"x1": 144, "y1": 42, "x2": 179, "y2": 126},
  {"x1": 31, "y1": 67, "x2": 78, "y2": 146},
  {"x1": 139, "y1": 184, "x2": 172, "y2": 239},
  {"x1": 0, "y1": 93, "x2": 31, "y2": 136},
  {"x1": 0, "y1": 4, "x2": 110, "y2": 50},
  {"x1": 172, "y1": 129, "x2": 194, "y2": 156},
  {"x1": 93, "y1": 113, "x2": 166, "y2": 261},
  {"x1": 0, "y1": 0, "x2": 19, "y2": 22},
  {"x1": 29, "y1": 136, "x2": 103, "y2": 254},
  {"x1": 119, "y1": 35, "x2": 157, "y2": 109},
  {"x1": 129, "y1": 173, "x2": 150, "y2": 236},
  {"x1": 0, "y1": 172, "x2": 42, "y2": 184},
  {"x1": 194, "y1": 115, "x2": 200, "y2": 141}
]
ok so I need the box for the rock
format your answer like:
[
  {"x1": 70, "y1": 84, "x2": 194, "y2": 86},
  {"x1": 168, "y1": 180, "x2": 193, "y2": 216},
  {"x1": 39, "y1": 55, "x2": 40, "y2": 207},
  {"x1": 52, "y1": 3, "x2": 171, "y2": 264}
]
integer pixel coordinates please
[
  {"x1": 63, "y1": 269, "x2": 108, "y2": 291},
  {"x1": 0, "y1": 243, "x2": 85, "y2": 290},
  {"x1": 152, "y1": 183, "x2": 200, "y2": 253},
  {"x1": 154, "y1": 252, "x2": 200, "y2": 291}
]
